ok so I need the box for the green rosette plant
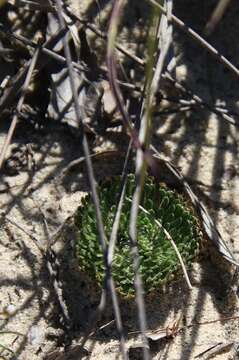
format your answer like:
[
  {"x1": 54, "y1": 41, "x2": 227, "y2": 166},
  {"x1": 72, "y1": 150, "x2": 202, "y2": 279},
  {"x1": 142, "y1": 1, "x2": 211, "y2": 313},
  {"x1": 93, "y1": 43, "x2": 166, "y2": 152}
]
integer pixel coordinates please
[{"x1": 75, "y1": 175, "x2": 202, "y2": 297}]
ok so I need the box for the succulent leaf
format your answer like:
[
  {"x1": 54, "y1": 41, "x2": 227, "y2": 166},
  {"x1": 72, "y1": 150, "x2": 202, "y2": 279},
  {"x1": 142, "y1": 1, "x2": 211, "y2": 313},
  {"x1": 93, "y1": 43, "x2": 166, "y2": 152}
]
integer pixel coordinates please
[{"x1": 75, "y1": 175, "x2": 202, "y2": 297}]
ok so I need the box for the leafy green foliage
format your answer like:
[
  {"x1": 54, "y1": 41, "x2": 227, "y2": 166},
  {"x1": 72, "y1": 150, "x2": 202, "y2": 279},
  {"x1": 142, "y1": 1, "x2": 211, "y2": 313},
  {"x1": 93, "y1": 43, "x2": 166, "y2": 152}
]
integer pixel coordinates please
[{"x1": 75, "y1": 175, "x2": 202, "y2": 297}]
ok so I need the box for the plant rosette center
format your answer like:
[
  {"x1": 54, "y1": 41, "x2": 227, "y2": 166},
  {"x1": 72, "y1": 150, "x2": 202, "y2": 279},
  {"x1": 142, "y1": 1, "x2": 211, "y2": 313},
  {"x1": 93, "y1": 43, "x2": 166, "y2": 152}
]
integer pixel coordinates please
[{"x1": 75, "y1": 175, "x2": 202, "y2": 297}]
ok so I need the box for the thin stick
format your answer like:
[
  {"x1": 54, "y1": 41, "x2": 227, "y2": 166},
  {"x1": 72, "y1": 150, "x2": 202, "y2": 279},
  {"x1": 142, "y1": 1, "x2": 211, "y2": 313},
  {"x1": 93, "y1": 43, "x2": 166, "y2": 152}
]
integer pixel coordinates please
[
  {"x1": 80, "y1": 289, "x2": 107, "y2": 348},
  {"x1": 0, "y1": 343, "x2": 15, "y2": 354},
  {"x1": 12, "y1": 0, "x2": 54, "y2": 11},
  {"x1": 107, "y1": 1, "x2": 159, "y2": 359},
  {"x1": 148, "y1": 0, "x2": 239, "y2": 79},
  {"x1": 129, "y1": 3, "x2": 174, "y2": 357},
  {"x1": 130, "y1": 0, "x2": 172, "y2": 355},
  {"x1": 1, "y1": 30, "x2": 87, "y2": 73},
  {"x1": 4, "y1": 216, "x2": 42, "y2": 251},
  {"x1": 0, "y1": 47, "x2": 40, "y2": 169},
  {"x1": 129, "y1": 313, "x2": 239, "y2": 336},
  {"x1": 107, "y1": 142, "x2": 132, "y2": 265},
  {"x1": 4, "y1": 211, "x2": 71, "y2": 331},
  {"x1": 60, "y1": 150, "x2": 124, "y2": 179},
  {"x1": 53, "y1": 1, "x2": 127, "y2": 358},
  {"x1": 195, "y1": 342, "x2": 234, "y2": 359},
  {"x1": 73, "y1": 13, "x2": 239, "y2": 127},
  {"x1": 0, "y1": 26, "x2": 84, "y2": 114},
  {"x1": 189, "y1": 314, "x2": 239, "y2": 328},
  {"x1": 163, "y1": 71, "x2": 238, "y2": 127},
  {"x1": 76, "y1": 18, "x2": 145, "y2": 67},
  {"x1": 204, "y1": 0, "x2": 232, "y2": 36},
  {"x1": 0, "y1": 331, "x2": 24, "y2": 337},
  {"x1": 5, "y1": 13, "x2": 238, "y2": 127}
]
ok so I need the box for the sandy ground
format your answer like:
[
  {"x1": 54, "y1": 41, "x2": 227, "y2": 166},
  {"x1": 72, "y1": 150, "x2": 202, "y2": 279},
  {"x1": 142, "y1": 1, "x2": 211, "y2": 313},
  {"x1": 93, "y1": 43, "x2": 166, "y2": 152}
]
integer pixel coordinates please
[{"x1": 1, "y1": 0, "x2": 239, "y2": 359}]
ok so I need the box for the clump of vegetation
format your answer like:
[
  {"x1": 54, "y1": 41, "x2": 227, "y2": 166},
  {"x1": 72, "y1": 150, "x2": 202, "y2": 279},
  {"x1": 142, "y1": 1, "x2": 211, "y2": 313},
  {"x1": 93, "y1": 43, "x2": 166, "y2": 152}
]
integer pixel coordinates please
[{"x1": 75, "y1": 175, "x2": 202, "y2": 297}]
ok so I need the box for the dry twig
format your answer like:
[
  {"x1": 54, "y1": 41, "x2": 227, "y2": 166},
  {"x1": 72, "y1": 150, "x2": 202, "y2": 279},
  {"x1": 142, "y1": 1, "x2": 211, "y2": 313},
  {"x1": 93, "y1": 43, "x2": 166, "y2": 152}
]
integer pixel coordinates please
[{"x1": 0, "y1": 47, "x2": 40, "y2": 169}]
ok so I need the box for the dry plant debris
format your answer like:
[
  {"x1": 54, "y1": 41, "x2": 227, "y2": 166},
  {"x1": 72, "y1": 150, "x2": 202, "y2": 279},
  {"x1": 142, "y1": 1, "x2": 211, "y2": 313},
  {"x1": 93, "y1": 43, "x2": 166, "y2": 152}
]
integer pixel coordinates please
[{"x1": 0, "y1": 0, "x2": 239, "y2": 359}]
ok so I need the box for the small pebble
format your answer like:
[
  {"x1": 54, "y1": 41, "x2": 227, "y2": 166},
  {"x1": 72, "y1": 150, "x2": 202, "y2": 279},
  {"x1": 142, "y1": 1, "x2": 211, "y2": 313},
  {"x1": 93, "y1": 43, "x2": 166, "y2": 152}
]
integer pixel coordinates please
[
  {"x1": 4, "y1": 303, "x2": 16, "y2": 316},
  {"x1": 27, "y1": 325, "x2": 44, "y2": 346}
]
